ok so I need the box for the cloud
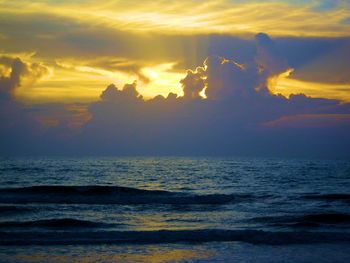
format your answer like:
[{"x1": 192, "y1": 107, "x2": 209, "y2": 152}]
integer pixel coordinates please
[
  {"x1": 79, "y1": 79, "x2": 350, "y2": 157},
  {"x1": 2, "y1": 0, "x2": 350, "y2": 37},
  {"x1": 1, "y1": 7, "x2": 350, "y2": 103},
  {"x1": 0, "y1": 33, "x2": 349, "y2": 157},
  {"x1": 74, "y1": 33, "x2": 350, "y2": 157},
  {"x1": 262, "y1": 114, "x2": 350, "y2": 128},
  {"x1": 180, "y1": 33, "x2": 290, "y2": 100},
  {"x1": 255, "y1": 33, "x2": 289, "y2": 81},
  {"x1": 289, "y1": 39, "x2": 350, "y2": 84},
  {"x1": 100, "y1": 81, "x2": 142, "y2": 102},
  {"x1": 0, "y1": 56, "x2": 49, "y2": 98},
  {"x1": 180, "y1": 67, "x2": 206, "y2": 99},
  {"x1": 0, "y1": 56, "x2": 85, "y2": 154},
  {"x1": 0, "y1": 57, "x2": 42, "y2": 153},
  {"x1": 56, "y1": 57, "x2": 151, "y2": 84},
  {"x1": 0, "y1": 57, "x2": 26, "y2": 97}
]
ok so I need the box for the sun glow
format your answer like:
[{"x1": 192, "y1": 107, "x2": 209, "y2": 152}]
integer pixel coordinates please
[
  {"x1": 199, "y1": 87, "x2": 208, "y2": 99},
  {"x1": 269, "y1": 69, "x2": 350, "y2": 102},
  {"x1": 2, "y1": 1, "x2": 350, "y2": 104},
  {"x1": 140, "y1": 63, "x2": 184, "y2": 99},
  {"x1": 13, "y1": 58, "x2": 185, "y2": 103}
]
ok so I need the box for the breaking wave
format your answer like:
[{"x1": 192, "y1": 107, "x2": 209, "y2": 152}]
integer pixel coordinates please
[
  {"x1": 0, "y1": 185, "x2": 252, "y2": 205},
  {"x1": 0, "y1": 218, "x2": 114, "y2": 229},
  {"x1": 0, "y1": 229, "x2": 349, "y2": 246},
  {"x1": 252, "y1": 213, "x2": 350, "y2": 228}
]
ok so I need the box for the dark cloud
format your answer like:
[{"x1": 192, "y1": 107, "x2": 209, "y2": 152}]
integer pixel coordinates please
[
  {"x1": 289, "y1": 39, "x2": 350, "y2": 84},
  {"x1": 180, "y1": 33, "x2": 289, "y2": 100},
  {"x1": 0, "y1": 57, "x2": 26, "y2": 97},
  {"x1": 74, "y1": 34, "x2": 350, "y2": 157},
  {"x1": 100, "y1": 82, "x2": 142, "y2": 102},
  {"x1": 0, "y1": 57, "x2": 42, "y2": 154},
  {"x1": 255, "y1": 33, "x2": 287, "y2": 73},
  {"x1": 180, "y1": 67, "x2": 205, "y2": 99},
  {"x1": 1, "y1": 34, "x2": 349, "y2": 157},
  {"x1": 0, "y1": 56, "x2": 49, "y2": 98},
  {"x1": 78, "y1": 80, "x2": 349, "y2": 157},
  {"x1": 276, "y1": 37, "x2": 350, "y2": 84},
  {"x1": 0, "y1": 56, "x2": 74, "y2": 155}
]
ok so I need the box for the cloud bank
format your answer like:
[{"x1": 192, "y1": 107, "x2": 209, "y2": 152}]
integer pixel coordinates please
[
  {"x1": 1, "y1": 6, "x2": 349, "y2": 102},
  {"x1": 76, "y1": 34, "x2": 350, "y2": 157},
  {"x1": 1, "y1": 34, "x2": 349, "y2": 157}
]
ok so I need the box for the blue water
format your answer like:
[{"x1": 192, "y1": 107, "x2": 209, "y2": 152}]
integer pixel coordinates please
[{"x1": 0, "y1": 157, "x2": 349, "y2": 262}]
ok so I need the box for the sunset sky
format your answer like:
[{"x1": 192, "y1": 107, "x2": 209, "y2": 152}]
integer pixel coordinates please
[{"x1": 1, "y1": 0, "x2": 350, "y2": 156}]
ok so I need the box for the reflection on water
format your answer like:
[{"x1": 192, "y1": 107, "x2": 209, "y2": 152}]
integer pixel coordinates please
[
  {"x1": 7, "y1": 245, "x2": 213, "y2": 263},
  {"x1": 4, "y1": 242, "x2": 350, "y2": 263},
  {"x1": 0, "y1": 157, "x2": 350, "y2": 262}
]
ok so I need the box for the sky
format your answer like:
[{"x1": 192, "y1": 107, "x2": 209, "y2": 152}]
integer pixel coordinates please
[{"x1": 0, "y1": 0, "x2": 350, "y2": 157}]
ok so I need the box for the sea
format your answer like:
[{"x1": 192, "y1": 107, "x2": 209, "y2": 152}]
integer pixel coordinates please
[{"x1": 0, "y1": 157, "x2": 349, "y2": 262}]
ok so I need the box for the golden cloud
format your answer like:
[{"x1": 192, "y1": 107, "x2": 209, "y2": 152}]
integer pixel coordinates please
[
  {"x1": 269, "y1": 69, "x2": 350, "y2": 102},
  {"x1": 1, "y1": 0, "x2": 350, "y2": 37}
]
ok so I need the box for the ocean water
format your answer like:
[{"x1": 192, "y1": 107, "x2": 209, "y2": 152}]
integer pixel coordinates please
[{"x1": 0, "y1": 157, "x2": 349, "y2": 262}]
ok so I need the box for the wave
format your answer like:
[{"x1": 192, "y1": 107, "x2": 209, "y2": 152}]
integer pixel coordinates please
[
  {"x1": 252, "y1": 213, "x2": 350, "y2": 227},
  {"x1": 0, "y1": 218, "x2": 114, "y2": 229},
  {"x1": 0, "y1": 167, "x2": 45, "y2": 173},
  {"x1": 0, "y1": 206, "x2": 30, "y2": 214},
  {"x1": 0, "y1": 229, "x2": 349, "y2": 246},
  {"x1": 0, "y1": 185, "x2": 168, "y2": 195},
  {"x1": 303, "y1": 194, "x2": 350, "y2": 202},
  {"x1": 0, "y1": 185, "x2": 251, "y2": 205}
]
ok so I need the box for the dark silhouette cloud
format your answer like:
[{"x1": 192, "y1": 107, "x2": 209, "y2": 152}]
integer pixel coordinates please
[
  {"x1": 0, "y1": 56, "x2": 49, "y2": 98},
  {"x1": 0, "y1": 56, "x2": 84, "y2": 155},
  {"x1": 0, "y1": 35, "x2": 349, "y2": 157},
  {"x1": 100, "y1": 82, "x2": 142, "y2": 102},
  {"x1": 179, "y1": 33, "x2": 289, "y2": 100},
  {"x1": 0, "y1": 57, "x2": 46, "y2": 154},
  {"x1": 180, "y1": 67, "x2": 205, "y2": 99},
  {"x1": 255, "y1": 33, "x2": 288, "y2": 73},
  {"x1": 75, "y1": 34, "x2": 350, "y2": 157},
  {"x1": 77, "y1": 79, "x2": 349, "y2": 157}
]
